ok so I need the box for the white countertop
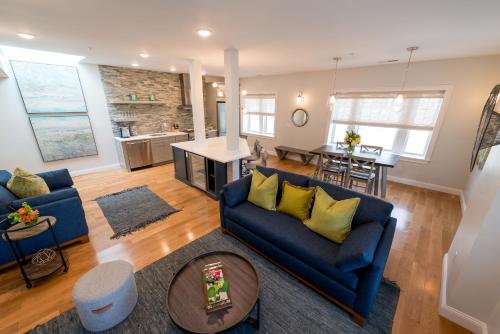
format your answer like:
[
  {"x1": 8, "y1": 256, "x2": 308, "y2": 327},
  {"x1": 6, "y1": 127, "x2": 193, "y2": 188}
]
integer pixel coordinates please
[
  {"x1": 114, "y1": 131, "x2": 187, "y2": 142},
  {"x1": 171, "y1": 136, "x2": 251, "y2": 163}
]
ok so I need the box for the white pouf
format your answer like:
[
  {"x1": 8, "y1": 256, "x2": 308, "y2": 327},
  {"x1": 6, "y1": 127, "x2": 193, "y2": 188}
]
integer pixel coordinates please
[{"x1": 72, "y1": 260, "x2": 138, "y2": 332}]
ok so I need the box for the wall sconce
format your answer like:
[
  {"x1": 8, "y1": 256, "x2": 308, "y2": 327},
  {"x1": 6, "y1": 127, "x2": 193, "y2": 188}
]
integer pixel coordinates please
[
  {"x1": 241, "y1": 90, "x2": 247, "y2": 96},
  {"x1": 296, "y1": 91, "x2": 304, "y2": 104},
  {"x1": 217, "y1": 89, "x2": 224, "y2": 98}
]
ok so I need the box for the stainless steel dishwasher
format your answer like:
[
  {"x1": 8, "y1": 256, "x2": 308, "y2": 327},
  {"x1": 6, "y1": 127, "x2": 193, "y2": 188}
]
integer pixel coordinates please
[{"x1": 126, "y1": 140, "x2": 153, "y2": 169}]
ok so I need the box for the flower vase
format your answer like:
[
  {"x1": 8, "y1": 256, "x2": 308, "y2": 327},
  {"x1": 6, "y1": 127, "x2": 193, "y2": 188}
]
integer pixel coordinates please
[{"x1": 347, "y1": 144, "x2": 355, "y2": 154}]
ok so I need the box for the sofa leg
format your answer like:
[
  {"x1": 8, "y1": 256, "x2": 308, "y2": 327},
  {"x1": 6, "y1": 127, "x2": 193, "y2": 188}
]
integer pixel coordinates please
[
  {"x1": 352, "y1": 314, "x2": 365, "y2": 326},
  {"x1": 220, "y1": 226, "x2": 228, "y2": 234}
]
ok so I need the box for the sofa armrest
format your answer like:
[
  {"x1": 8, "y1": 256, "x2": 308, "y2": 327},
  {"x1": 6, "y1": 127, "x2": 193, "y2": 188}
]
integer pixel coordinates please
[
  {"x1": 11, "y1": 188, "x2": 80, "y2": 209},
  {"x1": 37, "y1": 169, "x2": 74, "y2": 191},
  {"x1": 335, "y1": 221, "x2": 384, "y2": 272},
  {"x1": 221, "y1": 175, "x2": 252, "y2": 208},
  {"x1": 353, "y1": 217, "x2": 397, "y2": 317}
]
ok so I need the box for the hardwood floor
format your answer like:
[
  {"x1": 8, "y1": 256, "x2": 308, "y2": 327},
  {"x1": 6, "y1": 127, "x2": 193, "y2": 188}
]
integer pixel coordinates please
[{"x1": 0, "y1": 157, "x2": 470, "y2": 334}]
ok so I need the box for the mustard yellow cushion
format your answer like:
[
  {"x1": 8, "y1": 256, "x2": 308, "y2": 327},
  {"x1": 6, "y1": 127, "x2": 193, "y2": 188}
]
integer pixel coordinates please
[
  {"x1": 247, "y1": 169, "x2": 278, "y2": 211},
  {"x1": 6, "y1": 168, "x2": 50, "y2": 199},
  {"x1": 277, "y1": 181, "x2": 315, "y2": 220},
  {"x1": 304, "y1": 187, "x2": 360, "y2": 244}
]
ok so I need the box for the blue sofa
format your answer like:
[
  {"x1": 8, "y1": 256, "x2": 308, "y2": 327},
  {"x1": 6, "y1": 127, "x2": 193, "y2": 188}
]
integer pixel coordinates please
[
  {"x1": 219, "y1": 166, "x2": 396, "y2": 325},
  {"x1": 0, "y1": 169, "x2": 89, "y2": 268}
]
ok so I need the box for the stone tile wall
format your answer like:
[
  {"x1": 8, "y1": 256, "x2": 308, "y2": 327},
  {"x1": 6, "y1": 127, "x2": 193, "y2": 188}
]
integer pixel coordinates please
[{"x1": 98, "y1": 65, "x2": 194, "y2": 136}]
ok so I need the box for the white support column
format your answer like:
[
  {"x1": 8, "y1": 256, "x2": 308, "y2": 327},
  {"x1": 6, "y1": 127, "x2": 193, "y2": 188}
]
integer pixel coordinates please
[
  {"x1": 224, "y1": 48, "x2": 239, "y2": 151},
  {"x1": 224, "y1": 49, "x2": 241, "y2": 180},
  {"x1": 189, "y1": 60, "x2": 206, "y2": 142}
]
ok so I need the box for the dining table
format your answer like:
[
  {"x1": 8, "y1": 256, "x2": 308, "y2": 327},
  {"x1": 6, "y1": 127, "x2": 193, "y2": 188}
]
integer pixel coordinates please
[{"x1": 310, "y1": 145, "x2": 401, "y2": 198}]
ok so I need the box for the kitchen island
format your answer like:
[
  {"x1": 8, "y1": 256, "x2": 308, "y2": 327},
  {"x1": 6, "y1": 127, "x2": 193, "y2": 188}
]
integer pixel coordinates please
[
  {"x1": 115, "y1": 132, "x2": 188, "y2": 171},
  {"x1": 171, "y1": 136, "x2": 251, "y2": 199}
]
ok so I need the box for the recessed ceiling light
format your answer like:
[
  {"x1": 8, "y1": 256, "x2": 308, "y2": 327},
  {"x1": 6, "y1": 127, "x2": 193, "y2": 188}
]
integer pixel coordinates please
[
  {"x1": 201, "y1": 70, "x2": 206, "y2": 75},
  {"x1": 131, "y1": 62, "x2": 139, "y2": 67},
  {"x1": 139, "y1": 53, "x2": 149, "y2": 58},
  {"x1": 196, "y1": 28, "x2": 212, "y2": 38},
  {"x1": 17, "y1": 33, "x2": 35, "y2": 40},
  {"x1": 169, "y1": 66, "x2": 177, "y2": 72},
  {"x1": 212, "y1": 82, "x2": 218, "y2": 88}
]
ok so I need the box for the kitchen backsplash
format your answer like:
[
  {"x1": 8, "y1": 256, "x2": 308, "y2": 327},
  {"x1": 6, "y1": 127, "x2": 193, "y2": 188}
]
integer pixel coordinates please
[{"x1": 99, "y1": 65, "x2": 194, "y2": 136}]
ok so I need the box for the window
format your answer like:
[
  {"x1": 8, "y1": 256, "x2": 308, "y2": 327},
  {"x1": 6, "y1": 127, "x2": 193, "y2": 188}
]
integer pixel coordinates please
[
  {"x1": 241, "y1": 94, "x2": 276, "y2": 137},
  {"x1": 327, "y1": 90, "x2": 446, "y2": 160}
]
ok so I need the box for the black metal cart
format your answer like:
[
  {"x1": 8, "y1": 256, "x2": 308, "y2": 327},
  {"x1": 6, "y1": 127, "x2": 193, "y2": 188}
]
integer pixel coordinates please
[{"x1": 1, "y1": 216, "x2": 68, "y2": 288}]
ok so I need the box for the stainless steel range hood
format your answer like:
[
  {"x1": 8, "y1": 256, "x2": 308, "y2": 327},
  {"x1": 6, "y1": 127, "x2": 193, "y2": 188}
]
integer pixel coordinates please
[{"x1": 178, "y1": 73, "x2": 192, "y2": 110}]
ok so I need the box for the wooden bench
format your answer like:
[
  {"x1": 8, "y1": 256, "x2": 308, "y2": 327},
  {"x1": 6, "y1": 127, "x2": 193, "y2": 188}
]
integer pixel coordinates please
[{"x1": 274, "y1": 146, "x2": 315, "y2": 165}]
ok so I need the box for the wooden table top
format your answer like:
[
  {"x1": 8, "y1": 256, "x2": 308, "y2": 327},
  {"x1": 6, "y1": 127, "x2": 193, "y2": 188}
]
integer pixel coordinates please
[
  {"x1": 2, "y1": 216, "x2": 56, "y2": 241},
  {"x1": 310, "y1": 145, "x2": 401, "y2": 168},
  {"x1": 167, "y1": 251, "x2": 259, "y2": 334}
]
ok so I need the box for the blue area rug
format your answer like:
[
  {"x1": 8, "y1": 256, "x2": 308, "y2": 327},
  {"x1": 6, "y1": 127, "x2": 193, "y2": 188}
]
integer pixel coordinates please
[
  {"x1": 96, "y1": 185, "x2": 179, "y2": 239},
  {"x1": 29, "y1": 229, "x2": 399, "y2": 333}
]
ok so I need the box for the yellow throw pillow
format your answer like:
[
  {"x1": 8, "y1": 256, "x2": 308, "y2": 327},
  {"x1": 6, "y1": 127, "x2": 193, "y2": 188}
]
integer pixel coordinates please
[
  {"x1": 304, "y1": 187, "x2": 360, "y2": 244},
  {"x1": 277, "y1": 181, "x2": 315, "y2": 220},
  {"x1": 247, "y1": 169, "x2": 278, "y2": 211},
  {"x1": 6, "y1": 168, "x2": 50, "y2": 199}
]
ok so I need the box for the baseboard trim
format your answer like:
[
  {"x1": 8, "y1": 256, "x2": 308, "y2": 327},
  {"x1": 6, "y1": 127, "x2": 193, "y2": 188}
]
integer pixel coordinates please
[
  {"x1": 69, "y1": 163, "x2": 121, "y2": 176},
  {"x1": 439, "y1": 253, "x2": 488, "y2": 334}
]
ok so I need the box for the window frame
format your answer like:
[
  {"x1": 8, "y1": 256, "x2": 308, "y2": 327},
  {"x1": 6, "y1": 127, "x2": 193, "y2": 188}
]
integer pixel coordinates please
[
  {"x1": 324, "y1": 86, "x2": 452, "y2": 162},
  {"x1": 240, "y1": 93, "x2": 277, "y2": 138}
]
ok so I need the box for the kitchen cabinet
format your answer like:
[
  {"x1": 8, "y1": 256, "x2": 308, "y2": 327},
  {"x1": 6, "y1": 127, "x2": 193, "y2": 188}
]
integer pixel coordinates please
[{"x1": 151, "y1": 137, "x2": 175, "y2": 164}]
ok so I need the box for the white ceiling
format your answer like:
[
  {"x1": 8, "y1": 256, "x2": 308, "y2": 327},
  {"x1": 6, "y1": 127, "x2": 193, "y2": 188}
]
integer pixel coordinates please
[{"x1": 1, "y1": 0, "x2": 500, "y2": 77}]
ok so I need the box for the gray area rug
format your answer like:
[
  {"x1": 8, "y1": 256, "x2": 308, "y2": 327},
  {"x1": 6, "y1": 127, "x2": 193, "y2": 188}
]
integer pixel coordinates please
[
  {"x1": 96, "y1": 185, "x2": 179, "y2": 239},
  {"x1": 29, "y1": 229, "x2": 399, "y2": 333}
]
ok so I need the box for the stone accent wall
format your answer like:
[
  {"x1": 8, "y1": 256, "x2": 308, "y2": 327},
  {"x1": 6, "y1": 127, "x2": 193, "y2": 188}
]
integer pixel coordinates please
[{"x1": 98, "y1": 65, "x2": 194, "y2": 136}]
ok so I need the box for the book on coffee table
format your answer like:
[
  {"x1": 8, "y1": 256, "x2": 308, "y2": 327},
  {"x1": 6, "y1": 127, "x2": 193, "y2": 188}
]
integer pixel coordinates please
[{"x1": 203, "y1": 262, "x2": 232, "y2": 313}]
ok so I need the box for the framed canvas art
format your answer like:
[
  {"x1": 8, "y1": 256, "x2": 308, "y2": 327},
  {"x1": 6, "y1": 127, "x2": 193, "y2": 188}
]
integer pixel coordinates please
[
  {"x1": 29, "y1": 115, "x2": 98, "y2": 162},
  {"x1": 10, "y1": 61, "x2": 87, "y2": 114}
]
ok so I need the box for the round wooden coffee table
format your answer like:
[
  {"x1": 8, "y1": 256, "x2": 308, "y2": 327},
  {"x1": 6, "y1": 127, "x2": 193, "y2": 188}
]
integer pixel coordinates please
[{"x1": 167, "y1": 251, "x2": 260, "y2": 333}]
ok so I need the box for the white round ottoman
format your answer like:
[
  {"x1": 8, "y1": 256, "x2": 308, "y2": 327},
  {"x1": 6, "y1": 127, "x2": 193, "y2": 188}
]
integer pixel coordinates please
[{"x1": 72, "y1": 260, "x2": 138, "y2": 332}]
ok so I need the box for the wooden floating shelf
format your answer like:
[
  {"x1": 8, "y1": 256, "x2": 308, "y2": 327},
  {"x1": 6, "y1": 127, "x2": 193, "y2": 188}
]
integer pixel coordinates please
[{"x1": 110, "y1": 101, "x2": 166, "y2": 105}]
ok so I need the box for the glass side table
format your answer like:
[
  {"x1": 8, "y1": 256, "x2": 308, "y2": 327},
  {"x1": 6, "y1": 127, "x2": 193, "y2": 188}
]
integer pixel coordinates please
[{"x1": 1, "y1": 216, "x2": 68, "y2": 288}]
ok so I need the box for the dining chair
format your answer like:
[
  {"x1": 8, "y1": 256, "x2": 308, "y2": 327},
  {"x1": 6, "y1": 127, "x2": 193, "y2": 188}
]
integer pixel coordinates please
[
  {"x1": 245, "y1": 149, "x2": 269, "y2": 171},
  {"x1": 360, "y1": 145, "x2": 383, "y2": 155},
  {"x1": 316, "y1": 152, "x2": 347, "y2": 186},
  {"x1": 336, "y1": 142, "x2": 349, "y2": 150},
  {"x1": 346, "y1": 156, "x2": 377, "y2": 194}
]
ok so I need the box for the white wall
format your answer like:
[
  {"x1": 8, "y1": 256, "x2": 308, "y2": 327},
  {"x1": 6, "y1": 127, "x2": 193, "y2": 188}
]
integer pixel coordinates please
[
  {"x1": 0, "y1": 60, "x2": 118, "y2": 175},
  {"x1": 240, "y1": 55, "x2": 500, "y2": 192},
  {"x1": 442, "y1": 145, "x2": 500, "y2": 333}
]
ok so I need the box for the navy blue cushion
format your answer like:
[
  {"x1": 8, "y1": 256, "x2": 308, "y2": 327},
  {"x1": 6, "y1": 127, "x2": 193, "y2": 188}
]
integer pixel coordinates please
[
  {"x1": 256, "y1": 166, "x2": 309, "y2": 202},
  {"x1": 0, "y1": 170, "x2": 11, "y2": 187},
  {"x1": 335, "y1": 221, "x2": 384, "y2": 272},
  {"x1": 0, "y1": 186, "x2": 16, "y2": 215},
  {"x1": 37, "y1": 169, "x2": 73, "y2": 191},
  {"x1": 225, "y1": 201, "x2": 359, "y2": 290},
  {"x1": 307, "y1": 179, "x2": 393, "y2": 227},
  {"x1": 11, "y1": 187, "x2": 80, "y2": 209},
  {"x1": 222, "y1": 175, "x2": 252, "y2": 208}
]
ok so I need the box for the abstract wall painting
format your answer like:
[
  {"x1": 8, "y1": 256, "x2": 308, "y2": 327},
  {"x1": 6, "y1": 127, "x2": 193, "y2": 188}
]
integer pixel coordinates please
[
  {"x1": 10, "y1": 61, "x2": 87, "y2": 114},
  {"x1": 29, "y1": 116, "x2": 98, "y2": 162}
]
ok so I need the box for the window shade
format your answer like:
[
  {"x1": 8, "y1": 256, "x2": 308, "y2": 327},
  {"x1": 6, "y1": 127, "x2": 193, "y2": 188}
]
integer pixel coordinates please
[{"x1": 331, "y1": 90, "x2": 445, "y2": 130}]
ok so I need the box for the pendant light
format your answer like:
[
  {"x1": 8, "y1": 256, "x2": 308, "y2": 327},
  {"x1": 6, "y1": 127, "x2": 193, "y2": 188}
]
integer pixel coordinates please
[
  {"x1": 394, "y1": 46, "x2": 418, "y2": 111},
  {"x1": 328, "y1": 57, "x2": 342, "y2": 106},
  {"x1": 296, "y1": 91, "x2": 304, "y2": 104}
]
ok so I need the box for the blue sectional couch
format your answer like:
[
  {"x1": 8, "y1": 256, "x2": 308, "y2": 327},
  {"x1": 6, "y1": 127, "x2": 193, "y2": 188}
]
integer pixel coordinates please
[
  {"x1": 219, "y1": 166, "x2": 396, "y2": 325},
  {"x1": 0, "y1": 169, "x2": 89, "y2": 267}
]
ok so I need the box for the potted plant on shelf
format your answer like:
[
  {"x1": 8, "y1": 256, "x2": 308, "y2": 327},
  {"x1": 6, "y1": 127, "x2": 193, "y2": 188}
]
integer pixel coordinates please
[
  {"x1": 8, "y1": 202, "x2": 40, "y2": 226},
  {"x1": 344, "y1": 130, "x2": 361, "y2": 154}
]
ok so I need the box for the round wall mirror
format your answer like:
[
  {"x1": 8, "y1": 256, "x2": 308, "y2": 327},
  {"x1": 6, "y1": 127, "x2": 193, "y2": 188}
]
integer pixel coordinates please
[{"x1": 291, "y1": 108, "x2": 309, "y2": 127}]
